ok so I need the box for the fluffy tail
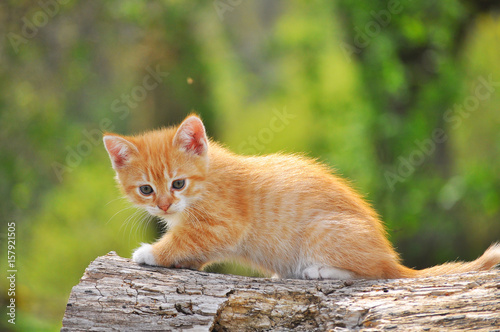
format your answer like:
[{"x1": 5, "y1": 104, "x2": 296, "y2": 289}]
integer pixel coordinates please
[{"x1": 398, "y1": 242, "x2": 500, "y2": 278}]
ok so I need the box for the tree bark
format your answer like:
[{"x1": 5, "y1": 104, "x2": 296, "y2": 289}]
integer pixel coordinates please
[{"x1": 62, "y1": 252, "x2": 500, "y2": 331}]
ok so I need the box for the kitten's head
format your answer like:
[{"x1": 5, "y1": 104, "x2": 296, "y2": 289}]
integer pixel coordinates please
[{"x1": 103, "y1": 115, "x2": 209, "y2": 221}]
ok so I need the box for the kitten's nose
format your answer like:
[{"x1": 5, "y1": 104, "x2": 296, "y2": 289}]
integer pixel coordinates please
[{"x1": 158, "y1": 203, "x2": 171, "y2": 212}]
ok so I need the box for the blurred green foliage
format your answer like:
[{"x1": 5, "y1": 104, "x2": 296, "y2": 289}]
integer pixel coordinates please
[{"x1": 1, "y1": 0, "x2": 499, "y2": 330}]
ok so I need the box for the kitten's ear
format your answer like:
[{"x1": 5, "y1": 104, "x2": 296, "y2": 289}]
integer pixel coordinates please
[
  {"x1": 103, "y1": 135, "x2": 139, "y2": 169},
  {"x1": 173, "y1": 115, "x2": 208, "y2": 156}
]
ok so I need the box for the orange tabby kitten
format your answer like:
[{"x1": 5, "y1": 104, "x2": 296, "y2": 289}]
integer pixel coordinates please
[{"x1": 103, "y1": 115, "x2": 500, "y2": 279}]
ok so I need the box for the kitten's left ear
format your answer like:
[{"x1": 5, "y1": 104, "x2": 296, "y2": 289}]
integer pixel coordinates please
[
  {"x1": 173, "y1": 115, "x2": 208, "y2": 156},
  {"x1": 103, "y1": 135, "x2": 139, "y2": 169}
]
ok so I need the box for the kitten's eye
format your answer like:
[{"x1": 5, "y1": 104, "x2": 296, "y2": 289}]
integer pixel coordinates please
[
  {"x1": 139, "y1": 185, "x2": 154, "y2": 195},
  {"x1": 172, "y1": 179, "x2": 185, "y2": 190}
]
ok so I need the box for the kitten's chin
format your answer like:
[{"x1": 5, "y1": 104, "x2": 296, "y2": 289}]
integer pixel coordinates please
[
  {"x1": 158, "y1": 211, "x2": 178, "y2": 218},
  {"x1": 160, "y1": 213, "x2": 184, "y2": 229},
  {"x1": 148, "y1": 208, "x2": 180, "y2": 219}
]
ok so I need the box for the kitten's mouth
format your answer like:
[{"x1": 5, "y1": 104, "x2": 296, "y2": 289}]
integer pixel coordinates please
[{"x1": 159, "y1": 210, "x2": 176, "y2": 216}]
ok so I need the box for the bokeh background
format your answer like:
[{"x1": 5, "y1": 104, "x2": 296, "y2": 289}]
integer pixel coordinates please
[{"x1": 1, "y1": 0, "x2": 500, "y2": 330}]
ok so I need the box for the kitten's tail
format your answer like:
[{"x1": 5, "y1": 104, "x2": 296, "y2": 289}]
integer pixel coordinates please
[{"x1": 398, "y1": 242, "x2": 500, "y2": 278}]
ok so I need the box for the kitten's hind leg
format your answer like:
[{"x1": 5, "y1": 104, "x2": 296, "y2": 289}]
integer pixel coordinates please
[{"x1": 302, "y1": 264, "x2": 354, "y2": 280}]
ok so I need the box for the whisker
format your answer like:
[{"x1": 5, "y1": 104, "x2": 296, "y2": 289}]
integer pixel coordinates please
[
  {"x1": 107, "y1": 205, "x2": 137, "y2": 226},
  {"x1": 105, "y1": 196, "x2": 128, "y2": 207},
  {"x1": 129, "y1": 209, "x2": 146, "y2": 244},
  {"x1": 140, "y1": 211, "x2": 155, "y2": 239},
  {"x1": 120, "y1": 208, "x2": 143, "y2": 243}
]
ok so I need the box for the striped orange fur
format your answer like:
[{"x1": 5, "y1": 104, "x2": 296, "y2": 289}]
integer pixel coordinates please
[{"x1": 103, "y1": 115, "x2": 500, "y2": 279}]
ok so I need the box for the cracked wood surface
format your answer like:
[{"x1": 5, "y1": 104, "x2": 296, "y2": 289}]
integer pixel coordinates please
[{"x1": 62, "y1": 252, "x2": 500, "y2": 331}]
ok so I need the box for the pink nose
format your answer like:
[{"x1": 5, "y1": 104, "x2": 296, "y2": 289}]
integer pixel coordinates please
[{"x1": 158, "y1": 204, "x2": 171, "y2": 212}]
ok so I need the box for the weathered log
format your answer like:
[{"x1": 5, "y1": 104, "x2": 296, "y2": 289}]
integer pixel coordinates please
[{"x1": 62, "y1": 252, "x2": 500, "y2": 331}]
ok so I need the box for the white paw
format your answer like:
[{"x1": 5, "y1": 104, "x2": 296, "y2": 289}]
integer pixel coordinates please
[
  {"x1": 302, "y1": 265, "x2": 353, "y2": 280},
  {"x1": 132, "y1": 243, "x2": 157, "y2": 266}
]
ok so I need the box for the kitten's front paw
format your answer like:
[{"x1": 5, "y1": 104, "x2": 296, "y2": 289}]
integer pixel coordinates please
[{"x1": 132, "y1": 243, "x2": 158, "y2": 266}]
